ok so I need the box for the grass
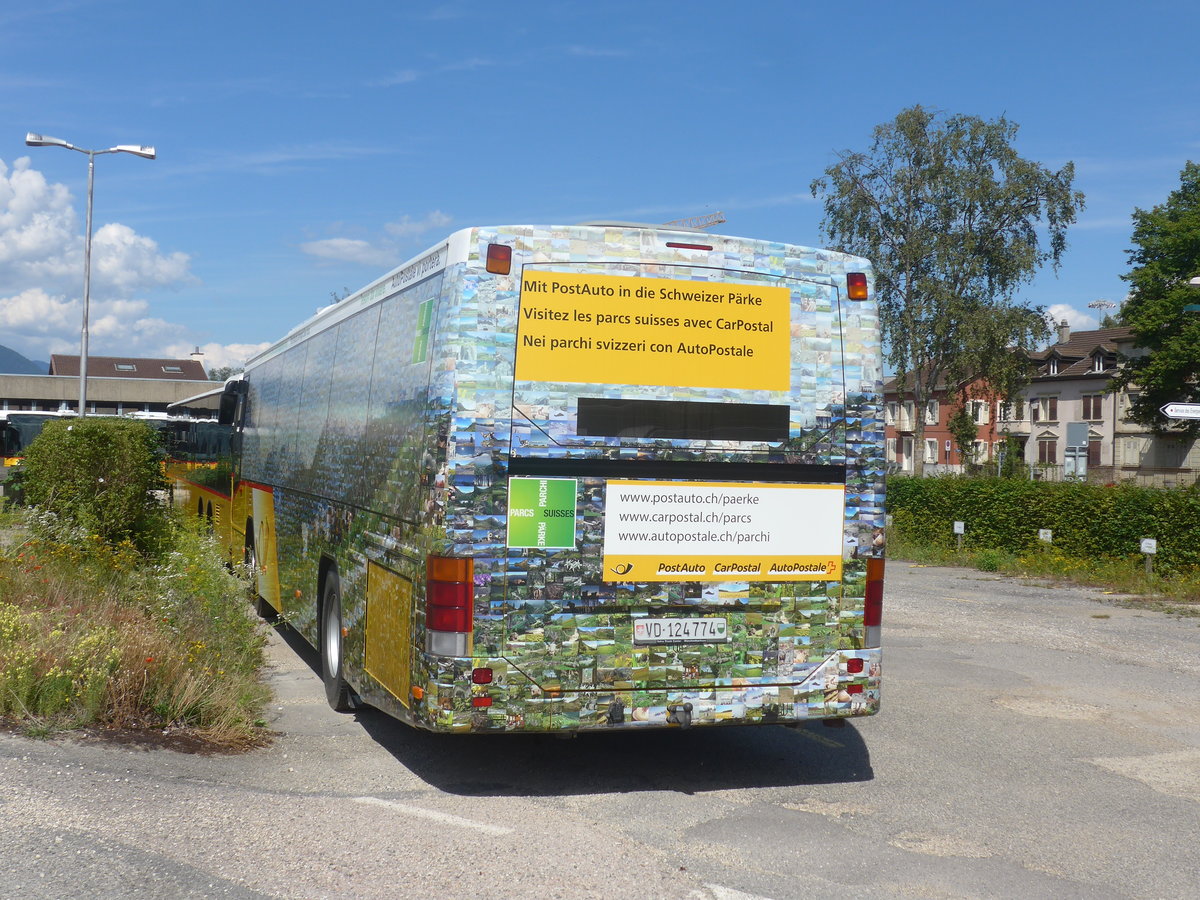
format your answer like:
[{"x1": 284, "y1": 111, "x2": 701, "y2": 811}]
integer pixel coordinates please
[
  {"x1": 0, "y1": 504, "x2": 270, "y2": 749},
  {"x1": 887, "y1": 527, "x2": 1200, "y2": 616}
]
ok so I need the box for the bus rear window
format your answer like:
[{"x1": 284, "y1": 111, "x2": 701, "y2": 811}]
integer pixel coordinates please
[{"x1": 576, "y1": 397, "x2": 789, "y2": 442}]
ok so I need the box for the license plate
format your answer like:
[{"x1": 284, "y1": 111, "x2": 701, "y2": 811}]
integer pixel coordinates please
[{"x1": 633, "y1": 617, "x2": 728, "y2": 645}]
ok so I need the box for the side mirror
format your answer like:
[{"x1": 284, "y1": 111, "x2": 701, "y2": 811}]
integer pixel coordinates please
[{"x1": 218, "y1": 379, "x2": 248, "y2": 426}]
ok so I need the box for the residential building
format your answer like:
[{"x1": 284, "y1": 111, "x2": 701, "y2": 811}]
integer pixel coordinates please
[
  {"x1": 885, "y1": 322, "x2": 1200, "y2": 486},
  {"x1": 883, "y1": 373, "x2": 1000, "y2": 474}
]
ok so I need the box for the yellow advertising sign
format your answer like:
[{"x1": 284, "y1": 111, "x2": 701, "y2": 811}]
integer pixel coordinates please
[{"x1": 516, "y1": 271, "x2": 791, "y2": 390}]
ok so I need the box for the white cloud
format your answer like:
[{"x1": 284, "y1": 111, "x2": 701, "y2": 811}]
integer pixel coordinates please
[
  {"x1": 91, "y1": 223, "x2": 192, "y2": 293},
  {"x1": 162, "y1": 340, "x2": 272, "y2": 372},
  {"x1": 300, "y1": 237, "x2": 396, "y2": 268},
  {"x1": 0, "y1": 156, "x2": 214, "y2": 362},
  {"x1": 1046, "y1": 303, "x2": 1099, "y2": 332},
  {"x1": 384, "y1": 211, "x2": 453, "y2": 238},
  {"x1": 302, "y1": 210, "x2": 453, "y2": 267}
]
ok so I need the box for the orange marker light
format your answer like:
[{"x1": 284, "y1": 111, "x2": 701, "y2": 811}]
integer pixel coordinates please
[{"x1": 485, "y1": 243, "x2": 512, "y2": 274}]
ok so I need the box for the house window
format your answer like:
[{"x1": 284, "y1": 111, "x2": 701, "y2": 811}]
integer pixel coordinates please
[
  {"x1": 1087, "y1": 439, "x2": 1102, "y2": 467},
  {"x1": 999, "y1": 399, "x2": 1025, "y2": 422},
  {"x1": 886, "y1": 438, "x2": 896, "y2": 462},
  {"x1": 972, "y1": 440, "x2": 989, "y2": 462},
  {"x1": 1082, "y1": 394, "x2": 1103, "y2": 420},
  {"x1": 115, "y1": 363, "x2": 137, "y2": 372},
  {"x1": 1122, "y1": 392, "x2": 1140, "y2": 421},
  {"x1": 1092, "y1": 355, "x2": 1106, "y2": 373},
  {"x1": 1048, "y1": 358, "x2": 1059, "y2": 376},
  {"x1": 970, "y1": 399, "x2": 989, "y2": 424},
  {"x1": 885, "y1": 401, "x2": 898, "y2": 425},
  {"x1": 162, "y1": 365, "x2": 184, "y2": 374},
  {"x1": 1038, "y1": 439, "x2": 1058, "y2": 464},
  {"x1": 924, "y1": 439, "x2": 938, "y2": 464},
  {"x1": 924, "y1": 400, "x2": 939, "y2": 425},
  {"x1": 1034, "y1": 396, "x2": 1059, "y2": 422}
]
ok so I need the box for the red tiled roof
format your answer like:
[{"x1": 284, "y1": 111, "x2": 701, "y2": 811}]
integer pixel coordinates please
[{"x1": 48, "y1": 355, "x2": 208, "y2": 381}]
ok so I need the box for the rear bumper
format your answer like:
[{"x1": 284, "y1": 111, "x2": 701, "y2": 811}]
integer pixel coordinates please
[{"x1": 410, "y1": 648, "x2": 881, "y2": 733}]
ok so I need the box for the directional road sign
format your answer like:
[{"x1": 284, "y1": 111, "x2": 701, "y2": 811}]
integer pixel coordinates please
[{"x1": 1161, "y1": 402, "x2": 1200, "y2": 420}]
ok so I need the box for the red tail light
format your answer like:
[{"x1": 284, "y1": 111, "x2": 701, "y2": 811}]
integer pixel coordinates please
[
  {"x1": 427, "y1": 581, "x2": 471, "y2": 632},
  {"x1": 864, "y1": 556, "x2": 884, "y2": 649},
  {"x1": 426, "y1": 556, "x2": 474, "y2": 655},
  {"x1": 847, "y1": 272, "x2": 868, "y2": 300},
  {"x1": 864, "y1": 557, "x2": 884, "y2": 626}
]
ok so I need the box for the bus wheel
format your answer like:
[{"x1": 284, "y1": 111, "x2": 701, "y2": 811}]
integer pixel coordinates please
[
  {"x1": 320, "y1": 571, "x2": 352, "y2": 712},
  {"x1": 245, "y1": 532, "x2": 276, "y2": 622}
]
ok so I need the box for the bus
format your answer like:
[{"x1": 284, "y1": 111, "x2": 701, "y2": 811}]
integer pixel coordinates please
[{"x1": 176, "y1": 223, "x2": 886, "y2": 733}]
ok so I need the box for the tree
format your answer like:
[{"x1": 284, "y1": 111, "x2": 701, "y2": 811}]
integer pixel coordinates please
[
  {"x1": 21, "y1": 418, "x2": 171, "y2": 555},
  {"x1": 1109, "y1": 161, "x2": 1200, "y2": 437},
  {"x1": 811, "y1": 106, "x2": 1084, "y2": 475},
  {"x1": 208, "y1": 365, "x2": 244, "y2": 382}
]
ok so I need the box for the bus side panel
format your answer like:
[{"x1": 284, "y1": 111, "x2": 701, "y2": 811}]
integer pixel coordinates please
[
  {"x1": 364, "y1": 562, "x2": 413, "y2": 708},
  {"x1": 250, "y1": 485, "x2": 281, "y2": 613}
]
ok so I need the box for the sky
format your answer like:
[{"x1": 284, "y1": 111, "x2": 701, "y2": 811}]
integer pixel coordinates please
[{"x1": 2, "y1": 0, "x2": 1200, "y2": 373}]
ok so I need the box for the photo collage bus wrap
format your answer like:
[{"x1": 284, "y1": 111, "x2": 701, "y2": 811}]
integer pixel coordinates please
[{"x1": 219, "y1": 224, "x2": 885, "y2": 733}]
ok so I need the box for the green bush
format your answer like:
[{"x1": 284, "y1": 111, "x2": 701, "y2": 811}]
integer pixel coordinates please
[
  {"x1": 20, "y1": 418, "x2": 171, "y2": 556},
  {"x1": 887, "y1": 476, "x2": 1200, "y2": 575}
]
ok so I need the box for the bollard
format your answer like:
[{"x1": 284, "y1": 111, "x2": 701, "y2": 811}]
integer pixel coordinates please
[{"x1": 1140, "y1": 538, "x2": 1157, "y2": 578}]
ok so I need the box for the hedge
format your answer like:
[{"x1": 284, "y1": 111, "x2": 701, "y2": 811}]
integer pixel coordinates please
[
  {"x1": 886, "y1": 476, "x2": 1200, "y2": 574},
  {"x1": 20, "y1": 418, "x2": 171, "y2": 556}
]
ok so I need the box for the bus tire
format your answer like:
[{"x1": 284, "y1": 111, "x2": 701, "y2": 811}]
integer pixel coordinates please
[
  {"x1": 320, "y1": 570, "x2": 352, "y2": 712},
  {"x1": 245, "y1": 530, "x2": 276, "y2": 622}
]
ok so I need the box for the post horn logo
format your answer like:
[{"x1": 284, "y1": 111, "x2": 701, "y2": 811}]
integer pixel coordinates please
[{"x1": 610, "y1": 562, "x2": 634, "y2": 576}]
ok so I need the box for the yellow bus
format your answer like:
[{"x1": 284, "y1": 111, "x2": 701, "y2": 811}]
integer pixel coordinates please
[{"x1": 176, "y1": 223, "x2": 886, "y2": 733}]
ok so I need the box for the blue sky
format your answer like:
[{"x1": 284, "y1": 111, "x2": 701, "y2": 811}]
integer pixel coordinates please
[{"x1": 2, "y1": 0, "x2": 1199, "y2": 371}]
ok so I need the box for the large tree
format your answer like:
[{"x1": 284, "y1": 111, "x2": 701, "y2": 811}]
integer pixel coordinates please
[
  {"x1": 811, "y1": 106, "x2": 1084, "y2": 475},
  {"x1": 1109, "y1": 161, "x2": 1200, "y2": 437}
]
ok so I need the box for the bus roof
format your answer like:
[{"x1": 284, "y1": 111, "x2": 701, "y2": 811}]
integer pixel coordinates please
[{"x1": 244, "y1": 224, "x2": 872, "y2": 370}]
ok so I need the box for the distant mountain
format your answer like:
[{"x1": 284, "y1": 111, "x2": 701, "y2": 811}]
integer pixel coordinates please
[{"x1": 0, "y1": 344, "x2": 49, "y2": 374}]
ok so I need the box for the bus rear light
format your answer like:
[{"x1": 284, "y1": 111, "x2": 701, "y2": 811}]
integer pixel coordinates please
[
  {"x1": 846, "y1": 657, "x2": 864, "y2": 674},
  {"x1": 471, "y1": 696, "x2": 493, "y2": 708},
  {"x1": 864, "y1": 557, "x2": 884, "y2": 648},
  {"x1": 471, "y1": 667, "x2": 493, "y2": 685},
  {"x1": 485, "y1": 243, "x2": 512, "y2": 274},
  {"x1": 846, "y1": 684, "x2": 864, "y2": 695},
  {"x1": 426, "y1": 555, "x2": 474, "y2": 656},
  {"x1": 847, "y1": 272, "x2": 868, "y2": 300}
]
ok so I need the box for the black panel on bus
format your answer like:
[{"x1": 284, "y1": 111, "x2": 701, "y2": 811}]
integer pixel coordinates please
[{"x1": 576, "y1": 397, "x2": 789, "y2": 442}]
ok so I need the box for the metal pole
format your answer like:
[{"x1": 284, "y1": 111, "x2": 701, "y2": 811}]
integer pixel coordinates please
[{"x1": 79, "y1": 150, "x2": 95, "y2": 418}]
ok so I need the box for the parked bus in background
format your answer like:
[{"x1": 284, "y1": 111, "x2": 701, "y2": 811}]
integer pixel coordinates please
[{"x1": 174, "y1": 223, "x2": 886, "y2": 733}]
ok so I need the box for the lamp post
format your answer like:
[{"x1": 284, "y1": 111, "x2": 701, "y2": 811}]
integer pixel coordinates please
[{"x1": 24, "y1": 133, "x2": 156, "y2": 417}]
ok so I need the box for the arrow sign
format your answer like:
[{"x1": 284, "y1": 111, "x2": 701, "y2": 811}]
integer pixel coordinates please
[{"x1": 1161, "y1": 402, "x2": 1200, "y2": 420}]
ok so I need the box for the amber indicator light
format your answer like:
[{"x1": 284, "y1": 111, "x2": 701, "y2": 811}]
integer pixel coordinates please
[{"x1": 486, "y1": 243, "x2": 512, "y2": 274}]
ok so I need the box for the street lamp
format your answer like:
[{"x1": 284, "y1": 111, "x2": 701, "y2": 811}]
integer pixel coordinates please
[{"x1": 24, "y1": 132, "x2": 156, "y2": 417}]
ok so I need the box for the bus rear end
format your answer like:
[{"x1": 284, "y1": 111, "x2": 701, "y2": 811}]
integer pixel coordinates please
[{"x1": 419, "y1": 224, "x2": 884, "y2": 732}]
